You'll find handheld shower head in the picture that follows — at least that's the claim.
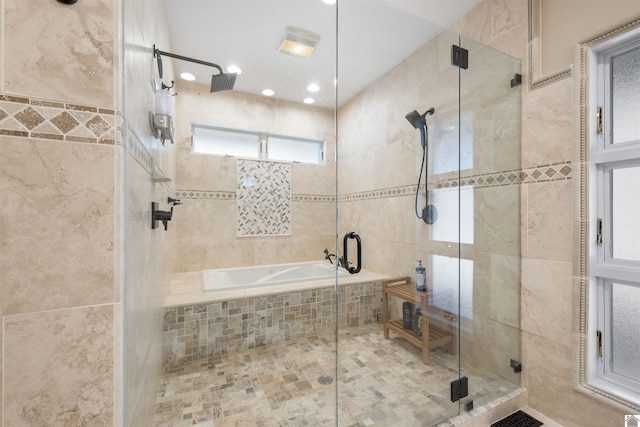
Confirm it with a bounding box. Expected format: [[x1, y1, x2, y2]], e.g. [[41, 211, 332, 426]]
[[407, 106, 438, 225], [405, 110, 424, 129], [405, 108, 435, 129]]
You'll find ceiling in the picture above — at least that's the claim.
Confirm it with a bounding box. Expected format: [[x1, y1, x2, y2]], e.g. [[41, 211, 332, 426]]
[[162, 0, 483, 109]]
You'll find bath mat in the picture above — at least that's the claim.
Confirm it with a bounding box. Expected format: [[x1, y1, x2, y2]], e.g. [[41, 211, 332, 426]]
[[491, 410, 543, 427]]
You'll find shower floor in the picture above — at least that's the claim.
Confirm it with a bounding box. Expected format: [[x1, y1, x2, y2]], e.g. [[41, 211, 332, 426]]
[[154, 324, 517, 427]]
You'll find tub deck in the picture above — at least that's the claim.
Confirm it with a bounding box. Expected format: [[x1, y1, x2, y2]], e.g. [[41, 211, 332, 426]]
[[166, 268, 389, 308]]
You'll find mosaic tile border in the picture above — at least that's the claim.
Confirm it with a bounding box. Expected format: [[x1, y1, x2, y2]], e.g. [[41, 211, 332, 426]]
[[178, 163, 572, 205], [340, 163, 572, 202], [175, 190, 336, 203], [124, 126, 152, 174], [0, 94, 119, 145], [176, 190, 237, 200]]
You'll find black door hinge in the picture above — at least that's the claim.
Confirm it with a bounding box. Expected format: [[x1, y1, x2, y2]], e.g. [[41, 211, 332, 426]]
[[450, 376, 469, 402], [451, 45, 469, 69]]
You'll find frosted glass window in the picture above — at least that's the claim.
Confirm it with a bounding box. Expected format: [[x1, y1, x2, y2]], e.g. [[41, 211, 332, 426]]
[[612, 165, 640, 261], [193, 126, 259, 158], [430, 185, 474, 244], [611, 46, 640, 144], [611, 282, 640, 382], [192, 124, 324, 164], [432, 111, 473, 174], [430, 255, 473, 320], [269, 136, 323, 164]]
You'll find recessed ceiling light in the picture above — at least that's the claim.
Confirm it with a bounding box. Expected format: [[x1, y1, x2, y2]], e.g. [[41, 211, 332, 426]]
[[322, 0, 336, 4], [262, 89, 275, 96], [180, 72, 196, 81], [307, 83, 320, 92], [303, 97, 315, 104], [227, 65, 242, 75]]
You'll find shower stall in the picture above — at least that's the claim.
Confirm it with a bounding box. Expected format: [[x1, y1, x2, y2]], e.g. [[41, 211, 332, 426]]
[[122, 0, 522, 425]]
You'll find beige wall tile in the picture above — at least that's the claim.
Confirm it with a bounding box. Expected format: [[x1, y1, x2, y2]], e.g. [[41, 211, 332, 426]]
[[521, 77, 573, 168], [3, 0, 115, 107], [526, 179, 573, 262], [492, 0, 527, 40], [523, 331, 627, 425], [521, 257, 572, 343], [0, 136, 115, 316], [490, 254, 521, 328], [461, 313, 521, 382], [4, 305, 114, 425], [474, 185, 521, 255], [449, 0, 493, 46]]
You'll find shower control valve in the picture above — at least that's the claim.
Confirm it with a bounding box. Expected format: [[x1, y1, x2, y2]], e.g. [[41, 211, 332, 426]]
[[151, 202, 173, 230], [168, 197, 181, 206]]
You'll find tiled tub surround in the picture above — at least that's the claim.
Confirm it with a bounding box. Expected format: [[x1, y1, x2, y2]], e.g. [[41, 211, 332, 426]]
[[163, 269, 387, 368]]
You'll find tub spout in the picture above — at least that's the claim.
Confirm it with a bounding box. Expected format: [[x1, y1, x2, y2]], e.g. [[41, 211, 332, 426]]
[[323, 248, 336, 265]]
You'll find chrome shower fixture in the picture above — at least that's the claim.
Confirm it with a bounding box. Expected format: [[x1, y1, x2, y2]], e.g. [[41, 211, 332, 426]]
[[153, 45, 237, 93]]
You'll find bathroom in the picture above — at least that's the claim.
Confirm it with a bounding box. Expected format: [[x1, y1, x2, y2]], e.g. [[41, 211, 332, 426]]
[[0, 0, 639, 426]]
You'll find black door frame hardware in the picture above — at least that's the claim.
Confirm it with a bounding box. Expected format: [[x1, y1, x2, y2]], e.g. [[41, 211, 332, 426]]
[[450, 376, 469, 402], [341, 232, 362, 274], [451, 45, 469, 69]]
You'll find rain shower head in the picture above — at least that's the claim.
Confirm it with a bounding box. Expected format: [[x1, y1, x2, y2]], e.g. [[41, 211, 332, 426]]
[[211, 72, 237, 93], [153, 45, 237, 93], [405, 108, 435, 129]]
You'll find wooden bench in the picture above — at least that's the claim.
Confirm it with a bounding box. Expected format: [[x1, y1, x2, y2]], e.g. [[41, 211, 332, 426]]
[[382, 276, 457, 364]]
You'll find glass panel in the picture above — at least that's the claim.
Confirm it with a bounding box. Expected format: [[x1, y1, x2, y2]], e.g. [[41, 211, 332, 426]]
[[612, 46, 640, 144], [269, 136, 322, 164], [611, 282, 640, 381], [337, 2, 462, 424], [192, 126, 259, 158], [612, 165, 640, 261], [459, 34, 522, 409], [154, 1, 338, 425]]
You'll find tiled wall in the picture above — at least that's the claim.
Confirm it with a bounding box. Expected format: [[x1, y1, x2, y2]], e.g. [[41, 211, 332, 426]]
[[336, 19, 523, 386], [173, 83, 336, 272], [122, 0, 176, 425], [163, 281, 382, 368], [0, 0, 119, 425]]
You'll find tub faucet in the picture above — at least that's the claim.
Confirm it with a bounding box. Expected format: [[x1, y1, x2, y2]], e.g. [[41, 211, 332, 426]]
[[323, 248, 336, 265]]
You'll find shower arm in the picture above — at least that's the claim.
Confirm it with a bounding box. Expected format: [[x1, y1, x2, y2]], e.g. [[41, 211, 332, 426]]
[[153, 45, 224, 79]]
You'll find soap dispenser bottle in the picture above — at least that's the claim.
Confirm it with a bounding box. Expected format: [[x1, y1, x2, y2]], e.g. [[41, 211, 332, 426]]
[[415, 260, 427, 292]]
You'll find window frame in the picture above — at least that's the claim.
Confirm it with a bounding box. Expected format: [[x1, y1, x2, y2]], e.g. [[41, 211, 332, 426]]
[[191, 123, 326, 165], [587, 29, 640, 407]]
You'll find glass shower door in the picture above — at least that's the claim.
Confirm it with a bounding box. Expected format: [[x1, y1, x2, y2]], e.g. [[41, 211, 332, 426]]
[[335, 2, 463, 425], [455, 35, 522, 410]]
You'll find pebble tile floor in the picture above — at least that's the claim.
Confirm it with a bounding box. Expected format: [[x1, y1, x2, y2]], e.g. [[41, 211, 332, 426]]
[[154, 325, 518, 427]]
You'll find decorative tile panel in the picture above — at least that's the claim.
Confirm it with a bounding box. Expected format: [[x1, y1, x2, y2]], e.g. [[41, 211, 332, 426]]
[[236, 159, 291, 236], [0, 95, 119, 145]]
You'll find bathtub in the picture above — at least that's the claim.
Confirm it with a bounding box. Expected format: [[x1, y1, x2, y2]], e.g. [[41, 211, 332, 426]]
[[202, 261, 351, 293]]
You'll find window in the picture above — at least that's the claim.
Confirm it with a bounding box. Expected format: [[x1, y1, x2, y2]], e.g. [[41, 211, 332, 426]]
[[191, 123, 325, 165], [588, 30, 640, 406]]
